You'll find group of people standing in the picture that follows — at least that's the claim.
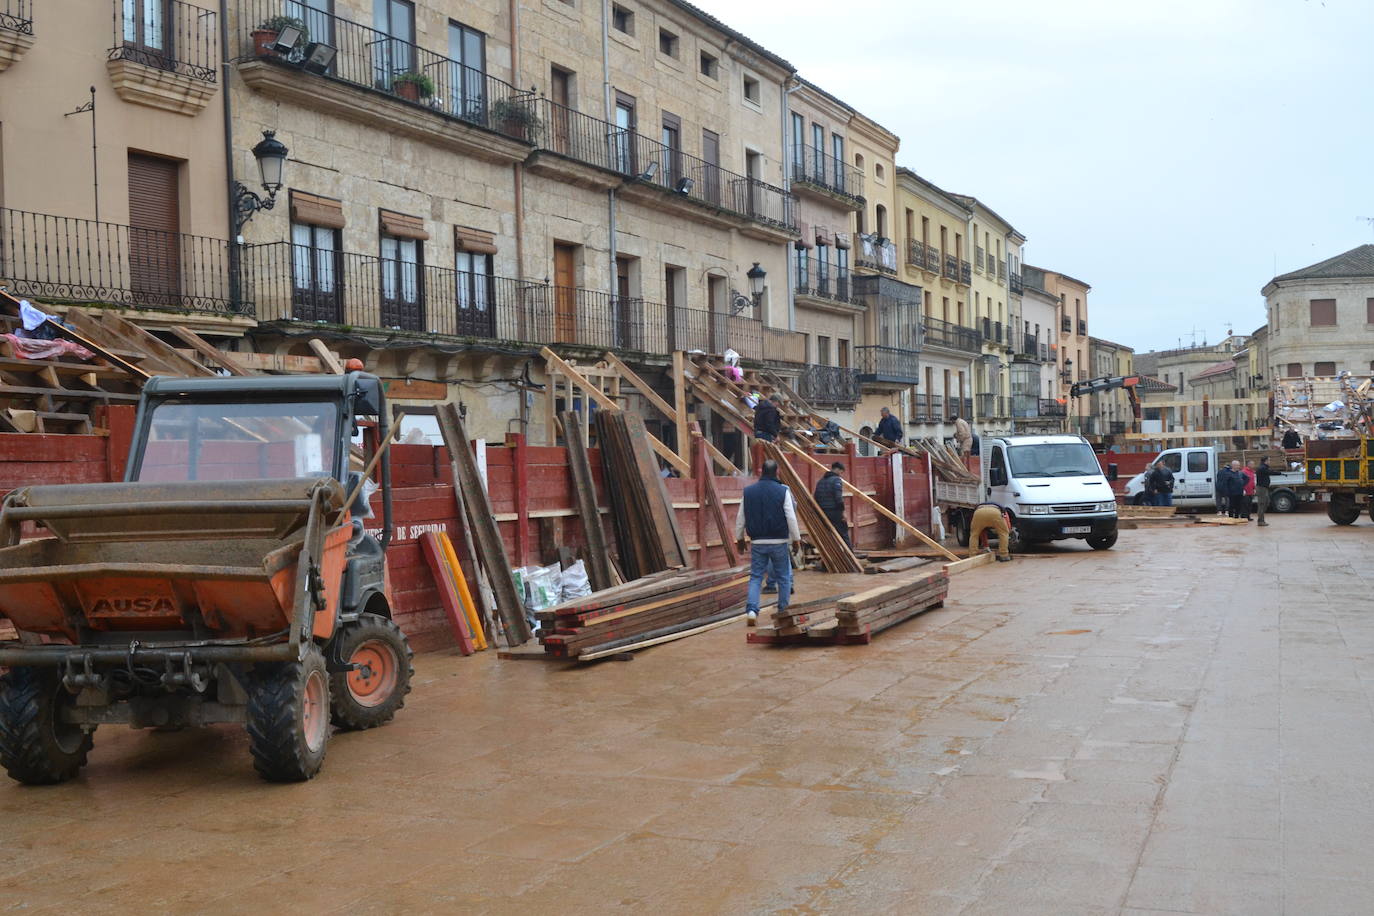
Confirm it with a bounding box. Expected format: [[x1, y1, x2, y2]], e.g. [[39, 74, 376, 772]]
[[1216, 458, 1272, 526]]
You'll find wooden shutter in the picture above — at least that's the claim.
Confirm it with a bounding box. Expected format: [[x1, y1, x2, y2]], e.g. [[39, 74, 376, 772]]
[[379, 209, 429, 240], [127, 153, 181, 306], [1286, 363, 1302, 378], [454, 226, 498, 255], [1309, 298, 1336, 326], [291, 191, 346, 229]]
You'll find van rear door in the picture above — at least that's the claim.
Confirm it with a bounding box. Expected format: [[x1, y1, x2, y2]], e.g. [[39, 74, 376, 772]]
[[1177, 449, 1214, 501]]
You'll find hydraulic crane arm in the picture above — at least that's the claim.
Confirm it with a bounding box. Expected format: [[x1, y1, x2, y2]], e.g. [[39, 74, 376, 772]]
[[1069, 374, 1142, 433]]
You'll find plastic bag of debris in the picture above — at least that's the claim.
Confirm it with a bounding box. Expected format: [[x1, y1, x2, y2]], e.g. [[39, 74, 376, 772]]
[[523, 563, 562, 614], [560, 560, 592, 601]]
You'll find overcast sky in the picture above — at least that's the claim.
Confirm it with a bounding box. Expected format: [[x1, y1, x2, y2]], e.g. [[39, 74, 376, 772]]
[[694, 0, 1374, 353]]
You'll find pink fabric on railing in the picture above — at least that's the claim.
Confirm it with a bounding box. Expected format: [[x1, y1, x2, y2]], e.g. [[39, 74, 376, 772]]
[[3, 333, 94, 362]]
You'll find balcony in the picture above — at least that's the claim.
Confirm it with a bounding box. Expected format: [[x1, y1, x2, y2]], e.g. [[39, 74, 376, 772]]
[[1061, 315, 1072, 333], [1077, 319, 1087, 336], [976, 393, 1010, 420], [1107, 420, 1127, 435], [1038, 399, 1067, 417], [943, 254, 959, 280], [961, 260, 972, 285], [906, 240, 940, 273], [913, 394, 942, 422], [975, 247, 985, 272], [948, 396, 973, 421], [797, 364, 862, 406], [794, 258, 862, 309], [997, 261, 1006, 281], [0, 0, 33, 72], [855, 345, 920, 386], [922, 316, 981, 354], [763, 327, 807, 364], [235, 0, 536, 163], [856, 235, 897, 274], [1009, 272, 1023, 295], [0, 207, 238, 315], [243, 240, 772, 359], [787, 147, 864, 209], [1015, 333, 1043, 360], [107, 0, 219, 114], [980, 317, 1007, 346]]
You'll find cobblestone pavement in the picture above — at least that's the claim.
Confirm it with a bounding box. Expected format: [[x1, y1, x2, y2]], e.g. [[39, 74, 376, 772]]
[[2, 512, 1372, 914]]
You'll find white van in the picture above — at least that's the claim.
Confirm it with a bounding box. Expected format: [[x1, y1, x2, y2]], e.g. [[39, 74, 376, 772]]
[[974, 434, 1119, 550], [1123, 446, 1307, 512]]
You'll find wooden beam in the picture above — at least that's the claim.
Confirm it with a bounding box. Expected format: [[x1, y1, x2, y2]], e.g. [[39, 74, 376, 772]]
[[695, 435, 738, 566], [781, 440, 960, 562], [309, 338, 345, 374], [559, 412, 615, 591], [169, 326, 253, 376], [944, 552, 995, 575], [1124, 428, 1272, 441], [602, 351, 677, 421], [673, 350, 690, 469]]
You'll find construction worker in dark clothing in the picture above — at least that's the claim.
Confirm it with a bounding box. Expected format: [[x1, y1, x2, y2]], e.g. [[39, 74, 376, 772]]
[[813, 461, 850, 547], [1255, 457, 1272, 527], [753, 393, 782, 442], [875, 407, 903, 444], [970, 502, 1014, 562], [734, 459, 801, 625]]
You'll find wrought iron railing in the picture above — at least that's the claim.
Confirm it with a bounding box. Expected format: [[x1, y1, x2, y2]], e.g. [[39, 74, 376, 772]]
[[922, 316, 980, 353], [914, 394, 943, 422], [237, 0, 536, 141], [2, 0, 33, 34], [1108, 420, 1127, 434], [856, 236, 897, 273], [975, 247, 985, 272], [1061, 315, 1072, 333], [1010, 272, 1023, 294], [960, 260, 972, 284], [0, 208, 237, 314], [797, 364, 862, 405], [943, 254, 958, 279], [855, 345, 919, 383], [997, 261, 1006, 281], [1017, 333, 1041, 358], [948, 396, 973, 421], [243, 241, 769, 357], [1077, 319, 1087, 336], [111, 0, 219, 82], [787, 147, 864, 202], [794, 257, 859, 304], [906, 240, 940, 272]]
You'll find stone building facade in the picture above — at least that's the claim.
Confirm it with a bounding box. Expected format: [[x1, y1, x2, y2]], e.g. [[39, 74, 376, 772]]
[[1262, 244, 1374, 381], [1025, 265, 1091, 434]]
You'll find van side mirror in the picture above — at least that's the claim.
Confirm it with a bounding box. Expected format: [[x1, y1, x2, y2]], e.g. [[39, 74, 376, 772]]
[[989, 467, 1008, 487], [1107, 463, 1119, 482]]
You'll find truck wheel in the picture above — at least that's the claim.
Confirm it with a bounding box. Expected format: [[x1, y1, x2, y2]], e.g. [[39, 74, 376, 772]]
[[1270, 490, 1296, 514], [952, 511, 971, 548], [0, 667, 94, 785], [1131, 492, 1149, 506], [1328, 496, 1360, 526], [246, 644, 330, 782], [1087, 532, 1118, 550], [329, 614, 413, 731]]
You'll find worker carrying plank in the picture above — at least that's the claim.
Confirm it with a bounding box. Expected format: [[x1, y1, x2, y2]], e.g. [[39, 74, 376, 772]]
[[874, 406, 903, 445], [970, 502, 1014, 562], [753, 393, 783, 442], [734, 459, 801, 626], [813, 461, 852, 548]]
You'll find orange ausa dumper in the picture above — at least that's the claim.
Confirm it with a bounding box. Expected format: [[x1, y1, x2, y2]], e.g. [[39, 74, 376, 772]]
[[0, 373, 413, 783]]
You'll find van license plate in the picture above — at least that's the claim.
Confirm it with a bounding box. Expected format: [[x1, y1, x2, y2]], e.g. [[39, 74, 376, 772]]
[[1063, 525, 1092, 534]]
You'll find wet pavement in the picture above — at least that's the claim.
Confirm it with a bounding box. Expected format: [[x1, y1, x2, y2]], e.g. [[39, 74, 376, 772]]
[[3, 511, 1373, 914]]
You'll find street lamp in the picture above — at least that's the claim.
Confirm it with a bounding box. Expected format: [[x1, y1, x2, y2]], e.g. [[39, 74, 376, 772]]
[[1060, 356, 1074, 384], [233, 130, 290, 236], [747, 262, 767, 306]]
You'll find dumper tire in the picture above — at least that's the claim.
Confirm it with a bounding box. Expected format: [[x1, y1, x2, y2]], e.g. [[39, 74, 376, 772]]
[[0, 667, 94, 785], [246, 645, 330, 782], [328, 614, 413, 731], [1328, 496, 1360, 526]]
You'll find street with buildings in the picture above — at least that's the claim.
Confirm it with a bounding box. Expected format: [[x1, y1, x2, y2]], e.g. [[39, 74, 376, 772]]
[[2, 1, 1374, 913]]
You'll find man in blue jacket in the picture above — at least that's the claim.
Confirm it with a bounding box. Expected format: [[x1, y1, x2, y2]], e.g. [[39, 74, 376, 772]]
[[813, 461, 850, 547], [875, 407, 903, 445], [734, 459, 801, 625]]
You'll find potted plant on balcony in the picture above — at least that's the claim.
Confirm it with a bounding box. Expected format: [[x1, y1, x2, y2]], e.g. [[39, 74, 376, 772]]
[[391, 71, 435, 103], [490, 97, 542, 141], [252, 16, 308, 57]]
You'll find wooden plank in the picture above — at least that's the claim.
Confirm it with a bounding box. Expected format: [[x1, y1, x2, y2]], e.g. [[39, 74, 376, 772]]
[[72, 308, 209, 378], [309, 338, 345, 374], [602, 351, 678, 425], [621, 411, 689, 568], [575, 610, 745, 661], [672, 350, 690, 470], [1124, 428, 1273, 441], [438, 532, 488, 650], [695, 435, 738, 566], [559, 411, 614, 592], [436, 403, 532, 646], [168, 326, 253, 376], [944, 552, 996, 575], [419, 532, 477, 655], [224, 351, 328, 373], [781, 440, 959, 562], [384, 378, 448, 400]]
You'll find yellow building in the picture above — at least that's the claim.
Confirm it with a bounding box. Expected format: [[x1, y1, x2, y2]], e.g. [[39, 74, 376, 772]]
[[953, 195, 1018, 435]]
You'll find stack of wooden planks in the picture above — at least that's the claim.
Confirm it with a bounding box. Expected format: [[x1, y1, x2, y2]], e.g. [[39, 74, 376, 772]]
[[834, 569, 949, 644], [538, 565, 748, 659], [594, 410, 689, 579], [908, 437, 979, 484], [761, 441, 864, 573], [767, 594, 851, 637]]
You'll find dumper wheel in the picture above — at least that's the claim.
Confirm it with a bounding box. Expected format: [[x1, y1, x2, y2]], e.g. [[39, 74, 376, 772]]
[[1328, 495, 1360, 526], [0, 667, 94, 785], [329, 614, 413, 731], [246, 645, 330, 782]]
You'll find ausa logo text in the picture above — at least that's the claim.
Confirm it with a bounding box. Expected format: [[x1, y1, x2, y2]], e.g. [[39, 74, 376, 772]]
[[89, 597, 178, 614]]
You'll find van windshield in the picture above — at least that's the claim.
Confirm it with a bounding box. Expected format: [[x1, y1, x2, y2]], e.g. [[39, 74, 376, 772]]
[[1007, 442, 1102, 478]]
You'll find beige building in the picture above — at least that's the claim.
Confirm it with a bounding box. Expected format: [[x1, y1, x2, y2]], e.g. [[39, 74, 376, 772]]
[[1025, 265, 1091, 434], [1013, 278, 1062, 432], [1087, 336, 1134, 442], [0, 0, 235, 330], [894, 168, 976, 444], [1262, 244, 1374, 381], [952, 195, 1016, 435]]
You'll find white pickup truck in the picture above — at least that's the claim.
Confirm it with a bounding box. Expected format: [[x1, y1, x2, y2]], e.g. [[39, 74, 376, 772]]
[[1123, 446, 1307, 512]]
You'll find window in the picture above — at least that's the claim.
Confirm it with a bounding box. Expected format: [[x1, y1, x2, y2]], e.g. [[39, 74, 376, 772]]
[[123, 0, 168, 61], [291, 221, 341, 323], [611, 4, 632, 34], [875, 163, 885, 181], [794, 247, 808, 290], [455, 250, 493, 322], [373, 0, 416, 86], [1367, 298, 1374, 324], [660, 111, 681, 184], [1286, 362, 1302, 378], [657, 28, 678, 58], [817, 335, 831, 365], [811, 123, 825, 184], [699, 50, 717, 78], [613, 93, 636, 172], [790, 113, 804, 170], [816, 243, 830, 294], [378, 213, 425, 330], [1186, 451, 1208, 473], [831, 133, 845, 191], [854, 153, 865, 172], [1315, 361, 1336, 376], [742, 74, 760, 103], [836, 247, 850, 296], [1309, 298, 1336, 326], [448, 21, 486, 119], [838, 339, 849, 368], [874, 205, 887, 238]]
